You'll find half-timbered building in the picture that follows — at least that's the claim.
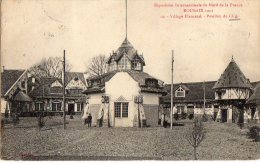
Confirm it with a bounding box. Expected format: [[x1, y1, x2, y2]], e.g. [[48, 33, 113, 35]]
[[30, 72, 87, 115]]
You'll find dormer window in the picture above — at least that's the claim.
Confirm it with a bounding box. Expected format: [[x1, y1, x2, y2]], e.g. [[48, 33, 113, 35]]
[[175, 86, 185, 97], [146, 79, 158, 88], [109, 59, 117, 71], [132, 58, 141, 71], [50, 80, 63, 94], [92, 79, 101, 87], [51, 80, 63, 87]]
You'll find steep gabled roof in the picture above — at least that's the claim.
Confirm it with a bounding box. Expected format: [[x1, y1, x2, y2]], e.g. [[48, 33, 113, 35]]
[[107, 38, 145, 65], [65, 72, 87, 86], [162, 81, 216, 103], [213, 58, 253, 89], [1, 69, 26, 96]]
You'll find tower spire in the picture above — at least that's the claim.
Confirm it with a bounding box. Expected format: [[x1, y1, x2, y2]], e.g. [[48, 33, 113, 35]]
[[125, 0, 128, 39]]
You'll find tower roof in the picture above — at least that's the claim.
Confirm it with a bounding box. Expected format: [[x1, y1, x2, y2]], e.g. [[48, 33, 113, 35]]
[[213, 58, 253, 89], [107, 38, 145, 65]]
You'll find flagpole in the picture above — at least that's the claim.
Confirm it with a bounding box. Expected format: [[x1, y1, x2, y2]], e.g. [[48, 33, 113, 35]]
[[63, 50, 66, 130], [171, 50, 174, 130], [203, 80, 206, 114]]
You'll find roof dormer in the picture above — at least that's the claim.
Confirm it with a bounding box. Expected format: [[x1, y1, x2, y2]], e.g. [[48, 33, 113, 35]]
[[175, 85, 189, 97]]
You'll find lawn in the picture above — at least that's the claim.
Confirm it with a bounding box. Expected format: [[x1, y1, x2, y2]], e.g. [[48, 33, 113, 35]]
[[0, 115, 259, 160]]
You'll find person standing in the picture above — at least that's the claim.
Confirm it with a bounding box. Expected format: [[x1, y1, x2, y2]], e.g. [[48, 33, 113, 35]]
[[87, 113, 92, 127]]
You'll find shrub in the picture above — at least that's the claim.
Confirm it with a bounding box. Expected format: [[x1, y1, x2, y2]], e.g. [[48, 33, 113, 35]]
[[12, 113, 19, 126], [188, 114, 194, 120], [185, 118, 206, 160], [247, 126, 260, 142], [37, 112, 45, 130], [202, 113, 208, 122], [181, 112, 187, 119], [174, 113, 179, 120]]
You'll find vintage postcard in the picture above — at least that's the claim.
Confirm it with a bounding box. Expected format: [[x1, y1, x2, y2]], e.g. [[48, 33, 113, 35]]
[[0, 0, 259, 161]]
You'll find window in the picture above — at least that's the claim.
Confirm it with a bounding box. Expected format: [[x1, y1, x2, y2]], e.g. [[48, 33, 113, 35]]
[[35, 102, 44, 111], [132, 59, 141, 70], [114, 102, 128, 118], [69, 89, 83, 94], [52, 102, 61, 111], [175, 87, 185, 97], [122, 103, 128, 117], [77, 103, 83, 112], [21, 81, 26, 88], [187, 105, 194, 108], [147, 79, 158, 87], [92, 80, 100, 87], [177, 105, 185, 114], [118, 55, 130, 70]]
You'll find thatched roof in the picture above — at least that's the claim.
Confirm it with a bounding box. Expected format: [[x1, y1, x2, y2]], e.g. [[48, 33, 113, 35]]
[[213, 58, 253, 89], [1, 69, 26, 96], [107, 38, 145, 65]]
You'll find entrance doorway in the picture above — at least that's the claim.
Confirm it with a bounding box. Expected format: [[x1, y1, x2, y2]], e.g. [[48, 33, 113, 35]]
[[68, 104, 75, 115], [221, 109, 227, 122]]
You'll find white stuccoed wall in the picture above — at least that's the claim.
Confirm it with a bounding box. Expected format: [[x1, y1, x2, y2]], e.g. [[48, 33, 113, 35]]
[[141, 93, 160, 105], [106, 72, 139, 127], [89, 94, 102, 104], [1, 98, 7, 114]]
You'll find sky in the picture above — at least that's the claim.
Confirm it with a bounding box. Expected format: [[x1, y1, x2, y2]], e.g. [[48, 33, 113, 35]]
[[1, 0, 260, 84]]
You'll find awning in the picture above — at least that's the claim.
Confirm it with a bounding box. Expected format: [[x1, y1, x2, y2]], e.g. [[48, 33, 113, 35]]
[[13, 91, 32, 102]]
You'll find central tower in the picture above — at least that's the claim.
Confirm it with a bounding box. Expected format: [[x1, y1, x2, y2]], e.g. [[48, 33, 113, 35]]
[[106, 0, 145, 72]]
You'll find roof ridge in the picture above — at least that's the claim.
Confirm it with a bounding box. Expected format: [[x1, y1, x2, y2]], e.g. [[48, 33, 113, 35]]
[[165, 81, 217, 85]]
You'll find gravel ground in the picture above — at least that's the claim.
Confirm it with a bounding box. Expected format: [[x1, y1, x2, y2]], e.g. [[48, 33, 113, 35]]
[[1, 116, 259, 160]]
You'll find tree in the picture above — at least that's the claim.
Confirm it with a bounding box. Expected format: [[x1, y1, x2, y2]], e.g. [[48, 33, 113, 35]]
[[29, 56, 71, 79], [85, 54, 108, 77], [185, 118, 206, 160]]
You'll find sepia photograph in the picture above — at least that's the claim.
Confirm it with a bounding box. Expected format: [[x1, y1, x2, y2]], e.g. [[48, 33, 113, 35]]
[[0, 0, 260, 161]]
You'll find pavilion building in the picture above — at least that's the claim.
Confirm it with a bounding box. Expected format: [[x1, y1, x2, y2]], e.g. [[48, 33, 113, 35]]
[[83, 38, 165, 127], [213, 57, 253, 123]]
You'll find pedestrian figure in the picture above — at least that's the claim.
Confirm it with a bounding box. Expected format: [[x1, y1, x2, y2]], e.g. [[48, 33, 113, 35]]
[[87, 113, 92, 127]]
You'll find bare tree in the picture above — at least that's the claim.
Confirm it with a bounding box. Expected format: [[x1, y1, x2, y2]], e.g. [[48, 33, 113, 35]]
[[85, 54, 108, 77], [185, 118, 206, 160], [29, 57, 71, 79]]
